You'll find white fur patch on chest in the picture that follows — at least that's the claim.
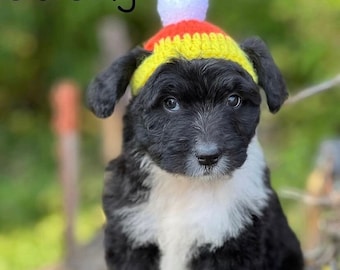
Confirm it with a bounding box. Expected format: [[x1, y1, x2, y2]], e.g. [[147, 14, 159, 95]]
[[116, 137, 270, 270]]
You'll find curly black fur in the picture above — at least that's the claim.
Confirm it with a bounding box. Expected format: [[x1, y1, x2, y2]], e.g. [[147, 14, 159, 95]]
[[87, 37, 304, 270]]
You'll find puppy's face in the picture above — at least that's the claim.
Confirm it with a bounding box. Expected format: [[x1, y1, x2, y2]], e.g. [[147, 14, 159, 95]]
[[131, 59, 261, 177], [87, 37, 288, 178]]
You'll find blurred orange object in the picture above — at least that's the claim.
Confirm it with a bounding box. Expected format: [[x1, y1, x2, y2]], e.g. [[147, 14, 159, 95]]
[[51, 80, 80, 135]]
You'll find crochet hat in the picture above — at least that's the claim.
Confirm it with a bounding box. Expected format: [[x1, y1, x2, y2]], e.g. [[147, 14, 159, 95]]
[[130, 0, 258, 95]]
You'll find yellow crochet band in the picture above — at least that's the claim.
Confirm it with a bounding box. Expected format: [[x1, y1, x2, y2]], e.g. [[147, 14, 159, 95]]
[[131, 33, 258, 95]]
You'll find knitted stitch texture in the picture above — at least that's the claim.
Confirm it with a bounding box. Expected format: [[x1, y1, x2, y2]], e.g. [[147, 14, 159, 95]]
[[131, 20, 257, 94]]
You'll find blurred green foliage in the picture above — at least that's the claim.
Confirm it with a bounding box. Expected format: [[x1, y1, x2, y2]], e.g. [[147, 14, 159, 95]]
[[1, 0, 339, 115], [0, 0, 339, 270]]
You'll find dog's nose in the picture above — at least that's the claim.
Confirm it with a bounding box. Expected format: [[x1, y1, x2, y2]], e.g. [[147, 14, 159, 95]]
[[195, 143, 220, 166]]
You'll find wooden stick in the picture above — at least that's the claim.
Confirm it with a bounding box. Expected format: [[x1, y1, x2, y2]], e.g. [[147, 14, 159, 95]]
[[97, 17, 131, 163], [51, 80, 80, 260], [280, 188, 340, 207], [286, 74, 340, 105]]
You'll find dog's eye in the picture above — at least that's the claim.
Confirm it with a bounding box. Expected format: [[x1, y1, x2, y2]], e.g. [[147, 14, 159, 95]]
[[227, 94, 242, 108], [163, 97, 180, 112]]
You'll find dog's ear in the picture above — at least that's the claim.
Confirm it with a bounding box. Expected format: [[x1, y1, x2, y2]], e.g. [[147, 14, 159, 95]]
[[87, 47, 150, 118], [241, 37, 288, 113]]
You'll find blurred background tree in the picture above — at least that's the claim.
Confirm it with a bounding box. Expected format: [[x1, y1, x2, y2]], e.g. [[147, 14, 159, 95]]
[[0, 0, 339, 269]]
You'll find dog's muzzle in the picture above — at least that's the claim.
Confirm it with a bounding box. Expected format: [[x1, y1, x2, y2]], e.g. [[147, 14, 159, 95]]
[[195, 142, 220, 166]]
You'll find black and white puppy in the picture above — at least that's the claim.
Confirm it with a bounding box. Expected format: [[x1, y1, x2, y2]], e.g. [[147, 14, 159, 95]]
[[87, 37, 304, 270]]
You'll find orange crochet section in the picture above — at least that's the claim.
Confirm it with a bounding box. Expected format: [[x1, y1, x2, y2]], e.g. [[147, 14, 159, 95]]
[[144, 20, 225, 51]]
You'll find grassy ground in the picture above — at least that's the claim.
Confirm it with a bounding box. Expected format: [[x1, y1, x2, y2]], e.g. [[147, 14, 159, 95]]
[[0, 111, 104, 270]]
